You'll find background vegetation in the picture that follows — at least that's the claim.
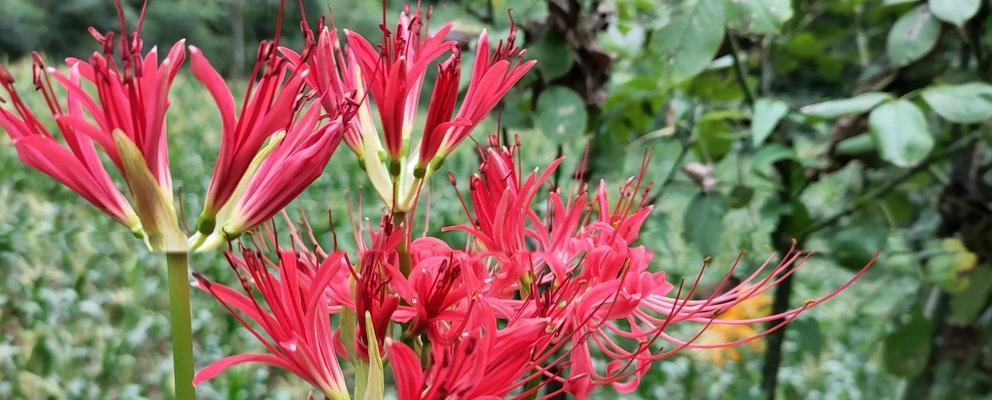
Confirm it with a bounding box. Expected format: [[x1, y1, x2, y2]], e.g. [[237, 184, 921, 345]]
[[1, 0, 991, 399]]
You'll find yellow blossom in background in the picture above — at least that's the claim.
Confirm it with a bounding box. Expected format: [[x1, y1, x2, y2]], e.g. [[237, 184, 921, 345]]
[[694, 289, 773, 366]]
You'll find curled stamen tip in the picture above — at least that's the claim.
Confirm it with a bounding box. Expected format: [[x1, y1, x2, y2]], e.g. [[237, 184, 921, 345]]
[[804, 299, 816, 306], [703, 256, 712, 264]]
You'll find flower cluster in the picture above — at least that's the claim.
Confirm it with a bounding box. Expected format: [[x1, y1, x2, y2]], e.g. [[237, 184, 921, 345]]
[[0, 1, 873, 398], [0, 0, 352, 253], [282, 4, 534, 212], [196, 133, 871, 399]]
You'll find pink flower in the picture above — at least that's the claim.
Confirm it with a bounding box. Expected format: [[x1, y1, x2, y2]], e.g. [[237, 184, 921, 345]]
[[0, 62, 138, 228], [385, 313, 552, 400], [432, 23, 535, 163], [193, 246, 351, 400], [0, 0, 187, 249], [190, 40, 309, 225], [289, 6, 535, 212], [344, 5, 455, 162], [220, 102, 350, 236]]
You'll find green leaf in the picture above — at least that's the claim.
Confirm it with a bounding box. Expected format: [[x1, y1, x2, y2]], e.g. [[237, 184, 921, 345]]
[[929, 0, 980, 27], [727, 185, 754, 209], [792, 318, 824, 359], [868, 100, 934, 167], [650, 0, 726, 86], [924, 238, 978, 294], [535, 86, 587, 139], [693, 120, 734, 162], [682, 192, 727, 256], [831, 225, 886, 271], [883, 312, 932, 378], [887, 5, 942, 66], [835, 134, 876, 155], [751, 98, 789, 146], [949, 265, 992, 326], [725, 0, 794, 34], [750, 143, 797, 172], [921, 82, 992, 123], [800, 92, 893, 118], [531, 29, 574, 79]]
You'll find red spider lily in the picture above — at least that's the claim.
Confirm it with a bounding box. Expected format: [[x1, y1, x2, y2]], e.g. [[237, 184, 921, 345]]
[[430, 23, 535, 164], [194, 5, 874, 398], [0, 0, 186, 249], [0, 63, 138, 228], [281, 18, 368, 158], [191, 40, 309, 226], [451, 140, 875, 398], [192, 246, 351, 400], [350, 217, 404, 359], [219, 102, 351, 237], [287, 5, 534, 212], [385, 311, 552, 400], [344, 4, 455, 162]]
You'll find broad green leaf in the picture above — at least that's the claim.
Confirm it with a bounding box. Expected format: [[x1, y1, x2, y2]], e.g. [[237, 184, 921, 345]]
[[650, 0, 726, 86], [531, 29, 574, 79], [682, 192, 726, 256], [727, 185, 754, 209], [751, 98, 789, 146], [800, 92, 893, 118], [868, 100, 934, 167], [750, 143, 797, 172], [883, 312, 932, 378], [792, 318, 824, 359], [831, 225, 886, 271], [921, 82, 992, 123], [887, 5, 941, 66], [929, 0, 980, 27], [693, 116, 735, 162], [835, 134, 876, 155], [949, 265, 992, 326], [536, 86, 587, 139], [725, 0, 794, 34]]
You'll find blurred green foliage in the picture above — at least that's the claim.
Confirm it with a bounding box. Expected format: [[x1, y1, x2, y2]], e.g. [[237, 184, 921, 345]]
[[2, 0, 992, 399]]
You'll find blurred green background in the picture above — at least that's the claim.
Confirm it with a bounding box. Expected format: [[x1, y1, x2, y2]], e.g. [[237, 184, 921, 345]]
[[2, 0, 991, 399]]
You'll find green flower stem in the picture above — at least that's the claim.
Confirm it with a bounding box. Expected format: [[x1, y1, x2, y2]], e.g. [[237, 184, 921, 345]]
[[166, 252, 196, 400], [393, 211, 411, 276]]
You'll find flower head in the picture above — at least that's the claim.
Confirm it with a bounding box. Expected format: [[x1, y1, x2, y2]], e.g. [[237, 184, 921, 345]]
[[292, 5, 535, 212], [193, 246, 351, 400], [0, 0, 187, 251]]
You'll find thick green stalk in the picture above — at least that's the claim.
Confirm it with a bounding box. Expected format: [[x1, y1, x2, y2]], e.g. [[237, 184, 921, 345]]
[[166, 252, 196, 400]]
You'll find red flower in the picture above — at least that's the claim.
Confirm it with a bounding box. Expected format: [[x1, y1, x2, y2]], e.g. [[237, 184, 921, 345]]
[[0, 62, 138, 228], [432, 24, 535, 163], [291, 5, 535, 212], [220, 102, 350, 236], [190, 40, 309, 225], [344, 5, 455, 162], [386, 312, 552, 400], [0, 0, 187, 249], [193, 246, 351, 400]]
